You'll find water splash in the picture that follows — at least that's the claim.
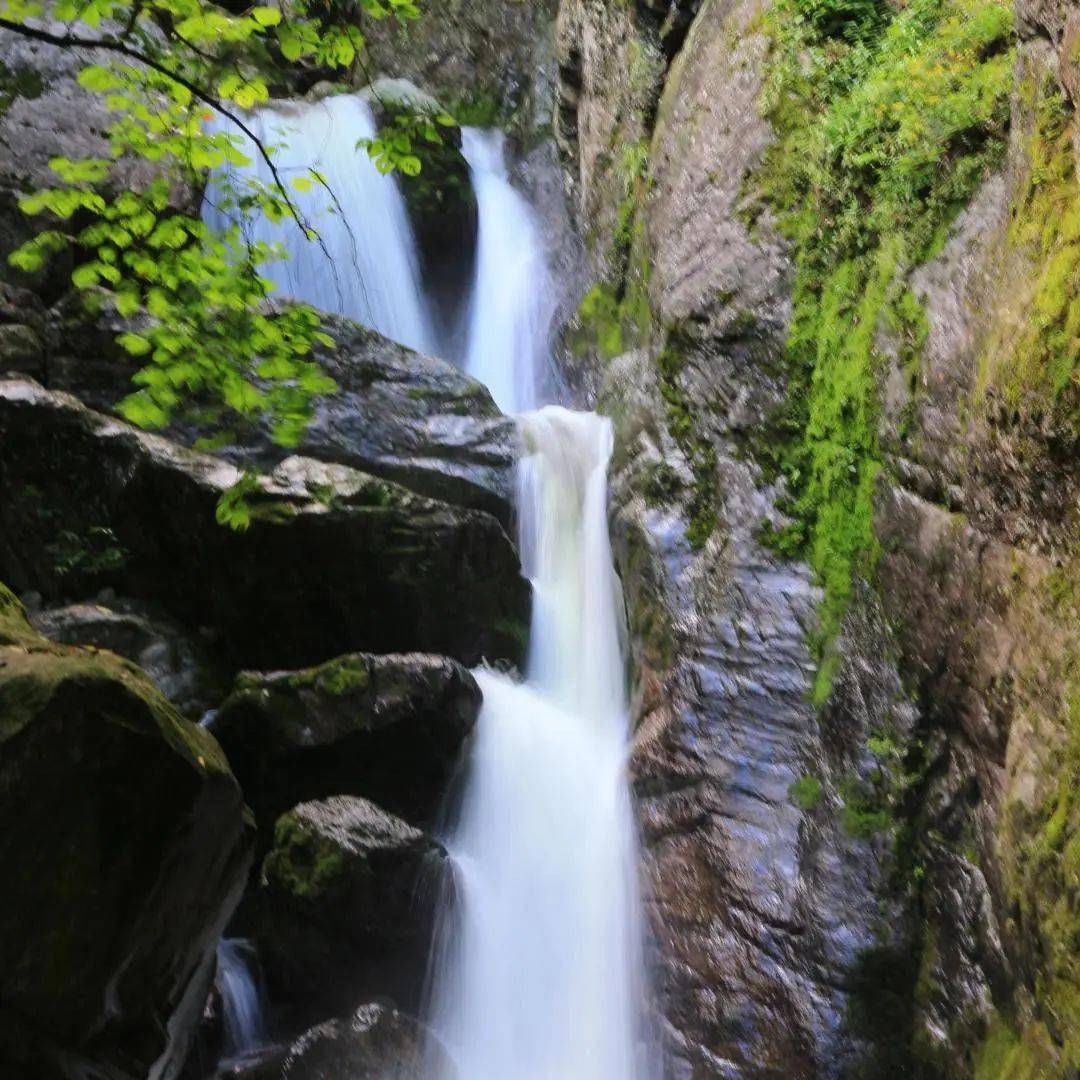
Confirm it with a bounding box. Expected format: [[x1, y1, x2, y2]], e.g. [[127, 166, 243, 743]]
[[216, 938, 269, 1063], [203, 94, 437, 356], [426, 409, 657, 1080], [459, 129, 555, 415]]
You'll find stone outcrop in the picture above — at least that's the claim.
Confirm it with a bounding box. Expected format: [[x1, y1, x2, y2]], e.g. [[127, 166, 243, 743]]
[[246, 797, 445, 1028], [558, 0, 895, 1072], [228, 1003, 449, 1079], [0, 585, 253, 1080], [0, 377, 529, 672], [30, 596, 226, 717], [362, 0, 557, 138], [212, 651, 480, 833]]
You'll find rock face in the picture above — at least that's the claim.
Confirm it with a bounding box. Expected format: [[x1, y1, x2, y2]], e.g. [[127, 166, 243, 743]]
[[559, 0, 893, 1073], [30, 597, 226, 717], [231, 1003, 450, 1080], [362, 0, 557, 134], [213, 651, 480, 833], [0, 301, 520, 528], [236, 316, 519, 527], [0, 26, 192, 293], [0, 377, 529, 671], [250, 797, 445, 1027], [0, 585, 253, 1080], [560, 0, 1079, 1073]]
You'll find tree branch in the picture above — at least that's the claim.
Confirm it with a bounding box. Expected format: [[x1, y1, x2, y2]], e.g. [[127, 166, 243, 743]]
[[0, 15, 307, 228]]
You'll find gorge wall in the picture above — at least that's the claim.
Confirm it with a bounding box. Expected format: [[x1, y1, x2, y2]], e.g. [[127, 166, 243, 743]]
[[0, 0, 1077, 1076]]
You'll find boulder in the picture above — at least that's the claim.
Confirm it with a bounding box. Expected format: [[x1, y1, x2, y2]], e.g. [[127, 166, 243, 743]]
[[0, 24, 194, 294], [237, 317, 517, 527], [213, 651, 479, 833], [31, 597, 227, 717], [5, 308, 520, 527], [0, 583, 253, 1079], [250, 797, 445, 1025], [0, 377, 529, 671], [225, 1003, 451, 1080]]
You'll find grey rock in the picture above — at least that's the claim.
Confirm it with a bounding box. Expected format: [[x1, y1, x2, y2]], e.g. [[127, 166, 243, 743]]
[[225, 1003, 451, 1080], [31, 598, 226, 717], [0, 376, 530, 672], [0, 609, 253, 1080], [213, 651, 480, 833], [250, 797, 446, 1029]]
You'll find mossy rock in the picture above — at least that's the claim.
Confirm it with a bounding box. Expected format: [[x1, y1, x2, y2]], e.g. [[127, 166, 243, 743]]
[[252, 796, 443, 1026], [214, 651, 481, 839], [0, 629, 253, 1078]]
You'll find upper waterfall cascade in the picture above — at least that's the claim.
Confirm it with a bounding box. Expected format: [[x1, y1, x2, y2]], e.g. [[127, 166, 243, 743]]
[[459, 127, 554, 415], [203, 94, 437, 356]]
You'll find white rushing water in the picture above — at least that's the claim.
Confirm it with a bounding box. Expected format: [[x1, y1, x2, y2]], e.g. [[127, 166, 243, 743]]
[[216, 938, 269, 1063], [425, 416, 655, 1077], [459, 128, 554, 415], [203, 94, 436, 355], [204, 99, 653, 1076]]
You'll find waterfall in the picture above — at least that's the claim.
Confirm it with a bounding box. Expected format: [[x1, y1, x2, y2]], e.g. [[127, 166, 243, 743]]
[[426, 393, 655, 1071], [202, 94, 437, 356], [216, 938, 269, 1063], [459, 128, 554, 415]]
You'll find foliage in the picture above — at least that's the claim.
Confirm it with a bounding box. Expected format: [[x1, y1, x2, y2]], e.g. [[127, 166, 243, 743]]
[[978, 77, 1080, 418], [788, 774, 823, 810], [358, 106, 455, 177], [1, 0, 421, 521], [46, 525, 127, 577], [753, 0, 1013, 699]]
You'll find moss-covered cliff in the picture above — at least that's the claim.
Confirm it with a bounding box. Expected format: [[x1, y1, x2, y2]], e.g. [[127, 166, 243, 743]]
[[558, 0, 1078, 1072]]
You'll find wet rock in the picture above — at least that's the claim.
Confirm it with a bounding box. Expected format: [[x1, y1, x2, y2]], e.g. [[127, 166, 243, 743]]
[[363, 79, 479, 342], [249, 797, 445, 1027], [0, 377, 529, 671], [28, 307, 520, 527], [361, 0, 557, 140], [0, 585, 253, 1080], [645, 0, 789, 350], [0, 25, 194, 294], [31, 597, 226, 717], [213, 651, 480, 832], [226, 1002, 449, 1080], [250, 316, 518, 527]]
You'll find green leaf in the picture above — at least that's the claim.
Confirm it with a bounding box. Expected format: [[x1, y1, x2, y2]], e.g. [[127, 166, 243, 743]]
[[117, 331, 152, 356], [250, 6, 281, 25]]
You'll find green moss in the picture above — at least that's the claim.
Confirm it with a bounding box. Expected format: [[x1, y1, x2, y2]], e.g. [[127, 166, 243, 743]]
[[750, 0, 1014, 701], [973, 1018, 1057, 1079], [264, 810, 346, 901], [656, 340, 720, 550], [840, 774, 892, 838], [978, 77, 1080, 418], [788, 774, 823, 810], [0, 583, 42, 648], [0, 61, 44, 117], [642, 461, 683, 507], [314, 655, 371, 697]]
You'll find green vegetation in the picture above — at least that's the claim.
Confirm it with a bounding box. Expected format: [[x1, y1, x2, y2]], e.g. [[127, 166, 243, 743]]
[[788, 774, 823, 810], [265, 810, 346, 901], [657, 341, 719, 550], [973, 1018, 1056, 1079], [1, 0, 424, 528], [46, 525, 127, 578], [978, 75, 1080, 417], [0, 58, 43, 116], [752, 0, 1014, 700], [999, 556, 1080, 1072]]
